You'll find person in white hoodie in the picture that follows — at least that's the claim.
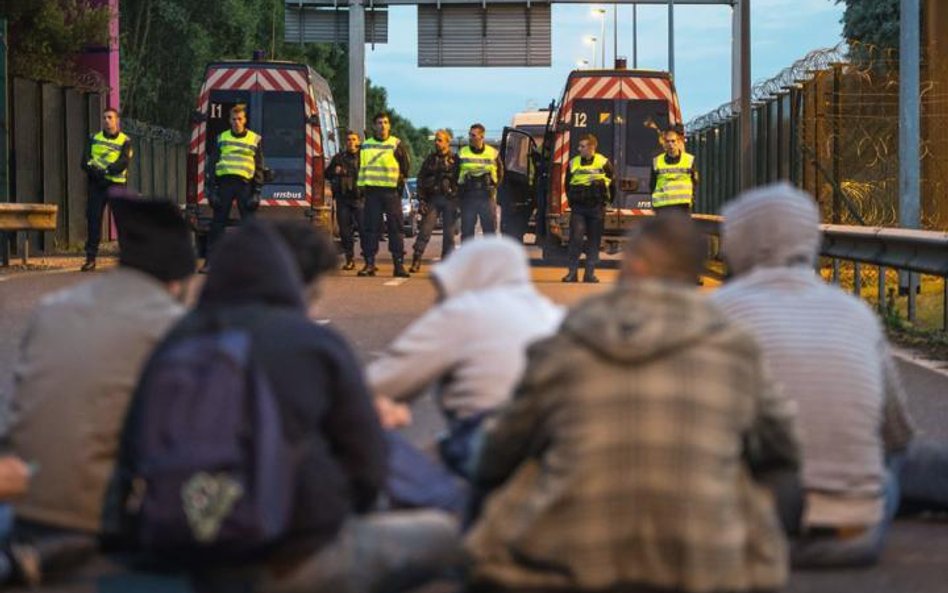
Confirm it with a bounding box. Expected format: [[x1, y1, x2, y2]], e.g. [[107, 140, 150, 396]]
[[368, 237, 564, 510]]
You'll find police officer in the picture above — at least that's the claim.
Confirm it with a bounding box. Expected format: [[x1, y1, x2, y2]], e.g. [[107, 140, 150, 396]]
[[80, 108, 132, 272], [457, 123, 503, 241], [650, 126, 698, 215], [206, 104, 264, 265], [563, 133, 614, 283], [357, 112, 411, 278], [326, 130, 363, 270], [410, 129, 459, 273]]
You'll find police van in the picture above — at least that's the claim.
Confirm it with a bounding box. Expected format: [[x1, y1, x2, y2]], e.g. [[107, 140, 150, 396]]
[[185, 55, 340, 251], [499, 64, 683, 259]]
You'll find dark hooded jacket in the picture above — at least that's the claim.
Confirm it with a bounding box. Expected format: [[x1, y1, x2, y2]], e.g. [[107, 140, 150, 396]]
[[103, 221, 386, 563]]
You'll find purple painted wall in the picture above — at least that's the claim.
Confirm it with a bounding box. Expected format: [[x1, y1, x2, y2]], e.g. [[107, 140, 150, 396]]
[[75, 0, 120, 110]]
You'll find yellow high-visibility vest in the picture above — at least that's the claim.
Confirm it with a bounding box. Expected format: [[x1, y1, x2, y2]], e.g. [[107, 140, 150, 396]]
[[569, 153, 609, 186], [216, 129, 261, 180], [652, 152, 695, 208], [358, 136, 401, 188], [458, 145, 498, 185], [87, 131, 130, 184]]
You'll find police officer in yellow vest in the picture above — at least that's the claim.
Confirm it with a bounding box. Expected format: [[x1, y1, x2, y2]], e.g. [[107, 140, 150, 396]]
[[357, 112, 411, 278], [650, 126, 698, 215], [206, 104, 265, 264], [80, 108, 132, 272], [563, 133, 614, 283], [457, 123, 504, 241]]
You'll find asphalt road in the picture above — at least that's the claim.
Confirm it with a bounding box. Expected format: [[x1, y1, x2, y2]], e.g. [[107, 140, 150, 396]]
[[1, 239, 947, 592]]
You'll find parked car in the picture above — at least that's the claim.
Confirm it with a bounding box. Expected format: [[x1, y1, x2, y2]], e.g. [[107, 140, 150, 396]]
[[402, 178, 419, 237]]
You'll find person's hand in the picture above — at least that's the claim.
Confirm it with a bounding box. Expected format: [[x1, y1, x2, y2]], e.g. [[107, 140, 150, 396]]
[[375, 396, 412, 430], [207, 186, 221, 209], [0, 456, 31, 500], [334, 165, 343, 175]]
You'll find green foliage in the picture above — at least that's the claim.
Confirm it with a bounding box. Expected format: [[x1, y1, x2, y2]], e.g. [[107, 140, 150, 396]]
[[367, 82, 433, 176], [836, 0, 900, 50], [1, 0, 110, 85]]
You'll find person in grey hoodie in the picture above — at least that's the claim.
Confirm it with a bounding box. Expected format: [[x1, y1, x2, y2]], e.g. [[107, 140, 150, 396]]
[[712, 182, 948, 568], [367, 237, 564, 509]]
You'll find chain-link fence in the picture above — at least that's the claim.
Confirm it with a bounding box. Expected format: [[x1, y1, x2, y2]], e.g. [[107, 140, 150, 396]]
[[686, 41, 948, 232]]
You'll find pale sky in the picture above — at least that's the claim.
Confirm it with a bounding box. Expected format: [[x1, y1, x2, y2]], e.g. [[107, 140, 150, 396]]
[[364, 0, 845, 135]]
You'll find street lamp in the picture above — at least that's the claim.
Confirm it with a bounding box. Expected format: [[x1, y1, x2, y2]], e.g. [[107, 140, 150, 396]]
[[592, 7, 607, 68], [584, 36, 598, 68]]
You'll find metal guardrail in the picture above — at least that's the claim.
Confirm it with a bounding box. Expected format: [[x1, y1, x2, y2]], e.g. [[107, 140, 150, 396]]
[[695, 214, 948, 331], [0, 204, 59, 266]]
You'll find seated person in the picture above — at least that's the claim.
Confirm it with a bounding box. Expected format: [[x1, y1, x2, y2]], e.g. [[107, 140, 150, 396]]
[[367, 237, 563, 512], [466, 213, 799, 593]]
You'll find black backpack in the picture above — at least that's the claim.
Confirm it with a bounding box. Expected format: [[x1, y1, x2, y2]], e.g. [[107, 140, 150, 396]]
[[122, 328, 294, 561]]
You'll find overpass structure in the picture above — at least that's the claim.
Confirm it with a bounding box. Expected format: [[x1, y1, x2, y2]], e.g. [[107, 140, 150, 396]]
[[284, 0, 751, 188]]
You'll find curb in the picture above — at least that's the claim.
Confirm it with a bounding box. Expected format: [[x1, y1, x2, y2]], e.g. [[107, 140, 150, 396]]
[[891, 346, 948, 379]]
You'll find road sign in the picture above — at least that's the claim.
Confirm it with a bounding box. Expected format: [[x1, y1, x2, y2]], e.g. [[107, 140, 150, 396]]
[[285, 4, 389, 44], [418, 3, 551, 67]]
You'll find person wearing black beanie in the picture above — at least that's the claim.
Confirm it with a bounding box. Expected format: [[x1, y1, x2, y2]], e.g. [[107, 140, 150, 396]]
[[3, 197, 194, 581], [110, 197, 196, 287]]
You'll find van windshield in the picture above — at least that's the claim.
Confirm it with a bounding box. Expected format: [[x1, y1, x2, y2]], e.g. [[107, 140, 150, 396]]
[[263, 92, 305, 159]]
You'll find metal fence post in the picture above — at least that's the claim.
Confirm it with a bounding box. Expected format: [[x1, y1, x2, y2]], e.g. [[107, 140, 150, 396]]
[[832, 63, 842, 224], [878, 266, 887, 314]]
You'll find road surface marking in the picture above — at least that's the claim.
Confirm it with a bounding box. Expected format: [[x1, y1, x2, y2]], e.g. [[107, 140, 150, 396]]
[[383, 278, 409, 287]]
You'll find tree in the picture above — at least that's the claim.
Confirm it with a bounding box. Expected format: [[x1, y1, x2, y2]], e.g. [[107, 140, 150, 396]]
[[119, 0, 431, 167], [836, 0, 900, 50], [366, 82, 433, 175], [1, 0, 110, 86]]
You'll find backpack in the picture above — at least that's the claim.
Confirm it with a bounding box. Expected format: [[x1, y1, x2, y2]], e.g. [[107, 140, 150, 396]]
[[123, 327, 294, 561]]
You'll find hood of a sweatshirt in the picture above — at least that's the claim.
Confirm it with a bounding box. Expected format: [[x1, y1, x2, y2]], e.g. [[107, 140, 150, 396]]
[[199, 220, 305, 310], [431, 236, 532, 299], [562, 279, 728, 363], [721, 182, 822, 276]]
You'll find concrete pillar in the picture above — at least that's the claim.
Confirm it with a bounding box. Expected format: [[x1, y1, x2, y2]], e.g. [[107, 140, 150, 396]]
[[349, 0, 366, 138], [900, 0, 921, 230]]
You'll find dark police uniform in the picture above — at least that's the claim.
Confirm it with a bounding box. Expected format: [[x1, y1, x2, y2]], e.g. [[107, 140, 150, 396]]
[[81, 130, 132, 269], [564, 152, 615, 283], [207, 128, 265, 255], [411, 149, 459, 271], [326, 148, 363, 268], [357, 135, 411, 277]]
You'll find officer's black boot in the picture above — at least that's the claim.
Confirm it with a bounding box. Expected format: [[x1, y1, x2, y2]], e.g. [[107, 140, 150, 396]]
[[409, 255, 422, 273], [393, 258, 411, 278], [583, 264, 600, 284], [357, 261, 377, 277], [561, 268, 578, 283], [80, 258, 96, 272], [342, 255, 356, 271]]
